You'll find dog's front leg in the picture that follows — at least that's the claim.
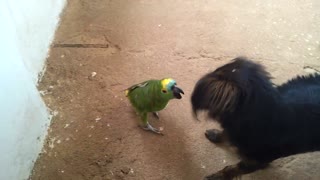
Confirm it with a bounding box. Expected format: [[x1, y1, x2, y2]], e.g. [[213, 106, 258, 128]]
[[204, 160, 269, 180]]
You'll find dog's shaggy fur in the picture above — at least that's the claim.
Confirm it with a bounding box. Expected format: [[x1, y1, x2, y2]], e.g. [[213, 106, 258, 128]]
[[191, 57, 320, 180]]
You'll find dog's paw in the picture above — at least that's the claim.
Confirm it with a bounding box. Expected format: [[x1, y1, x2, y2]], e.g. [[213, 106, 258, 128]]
[[205, 129, 223, 143], [204, 173, 227, 180]]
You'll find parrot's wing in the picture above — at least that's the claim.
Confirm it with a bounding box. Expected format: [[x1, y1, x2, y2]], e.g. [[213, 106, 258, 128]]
[[127, 81, 149, 91], [125, 81, 149, 96]]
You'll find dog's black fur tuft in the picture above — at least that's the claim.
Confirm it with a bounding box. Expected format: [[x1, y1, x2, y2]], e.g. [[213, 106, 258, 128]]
[[191, 57, 320, 179]]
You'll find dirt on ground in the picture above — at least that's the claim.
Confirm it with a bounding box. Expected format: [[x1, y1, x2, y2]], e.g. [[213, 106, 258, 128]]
[[31, 0, 320, 180]]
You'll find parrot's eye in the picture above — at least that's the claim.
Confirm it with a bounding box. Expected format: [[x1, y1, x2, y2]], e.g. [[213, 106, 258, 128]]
[[162, 89, 167, 93]]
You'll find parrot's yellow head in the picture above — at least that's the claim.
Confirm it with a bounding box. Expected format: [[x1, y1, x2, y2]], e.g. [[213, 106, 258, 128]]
[[160, 78, 184, 99]]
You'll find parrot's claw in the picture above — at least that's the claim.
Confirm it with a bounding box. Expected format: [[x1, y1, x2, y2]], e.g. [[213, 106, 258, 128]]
[[142, 123, 163, 135], [152, 112, 160, 119]]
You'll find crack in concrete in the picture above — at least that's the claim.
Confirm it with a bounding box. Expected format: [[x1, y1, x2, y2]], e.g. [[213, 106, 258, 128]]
[[53, 43, 109, 48], [303, 66, 320, 73]]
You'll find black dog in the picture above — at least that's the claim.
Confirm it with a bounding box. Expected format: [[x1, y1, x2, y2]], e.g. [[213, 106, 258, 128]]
[[191, 57, 320, 179]]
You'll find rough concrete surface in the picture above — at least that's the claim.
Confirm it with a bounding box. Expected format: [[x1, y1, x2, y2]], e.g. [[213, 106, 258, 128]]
[[31, 0, 320, 180]]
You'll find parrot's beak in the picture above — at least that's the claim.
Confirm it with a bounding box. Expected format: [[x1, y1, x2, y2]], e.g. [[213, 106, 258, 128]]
[[173, 86, 184, 99]]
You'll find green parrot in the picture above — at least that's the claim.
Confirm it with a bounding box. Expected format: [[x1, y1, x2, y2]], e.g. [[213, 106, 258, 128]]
[[125, 78, 184, 134]]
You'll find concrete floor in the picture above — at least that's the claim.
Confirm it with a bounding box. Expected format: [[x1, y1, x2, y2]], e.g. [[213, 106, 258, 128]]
[[31, 0, 320, 179]]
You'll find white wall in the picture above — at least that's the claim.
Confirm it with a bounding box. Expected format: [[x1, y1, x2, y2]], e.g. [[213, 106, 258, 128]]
[[0, 0, 66, 179]]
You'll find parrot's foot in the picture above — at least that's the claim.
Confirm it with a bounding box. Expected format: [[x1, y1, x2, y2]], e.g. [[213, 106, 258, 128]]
[[141, 123, 163, 135], [152, 112, 160, 119]]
